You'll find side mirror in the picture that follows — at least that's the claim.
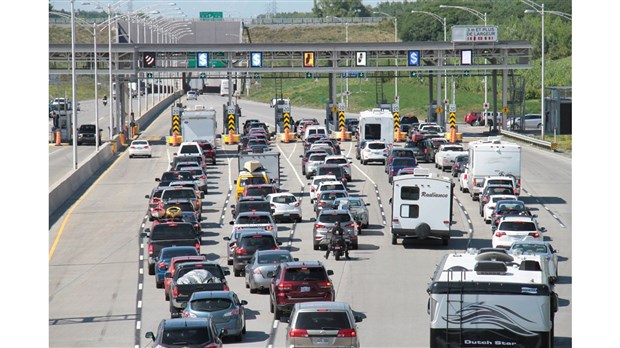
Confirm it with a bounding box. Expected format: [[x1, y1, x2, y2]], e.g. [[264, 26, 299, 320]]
[[144, 228, 151, 233], [277, 241, 283, 246], [240, 300, 248, 306], [155, 178, 161, 182], [145, 332, 155, 340], [327, 270, 334, 276], [540, 227, 547, 233], [145, 195, 150, 199], [223, 236, 230, 241], [233, 180, 237, 184], [366, 203, 370, 206], [293, 258, 299, 261], [229, 221, 234, 225]]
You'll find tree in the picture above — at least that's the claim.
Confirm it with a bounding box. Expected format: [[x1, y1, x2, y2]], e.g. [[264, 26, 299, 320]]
[[312, 0, 367, 17]]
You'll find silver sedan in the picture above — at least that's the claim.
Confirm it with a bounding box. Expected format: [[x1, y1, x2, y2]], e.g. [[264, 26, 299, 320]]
[[244, 249, 297, 293]]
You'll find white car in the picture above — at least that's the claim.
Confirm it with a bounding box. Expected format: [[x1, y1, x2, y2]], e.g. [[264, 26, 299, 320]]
[[324, 154, 352, 181], [266, 192, 302, 223], [483, 194, 518, 223], [308, 174, 338, 203], [360, 140, 389, 165], [492, 215, 546, 249], [315, 181, 347, 206], [458, 167, 469, 193], [128, 140, 152, 158], [186, 90, 198, 100]]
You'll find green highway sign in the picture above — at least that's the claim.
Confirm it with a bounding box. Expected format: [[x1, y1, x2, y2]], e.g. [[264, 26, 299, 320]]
[[200, 12, 223, 20]]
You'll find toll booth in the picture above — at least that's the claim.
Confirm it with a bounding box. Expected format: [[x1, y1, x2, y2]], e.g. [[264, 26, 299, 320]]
[[50, 103, 73, 143], [273, 98, 290, 133]]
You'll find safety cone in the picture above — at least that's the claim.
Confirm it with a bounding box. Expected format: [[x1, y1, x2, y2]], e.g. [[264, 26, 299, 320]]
[[173, 131, 179, 146], [397, 128, 402, 142], [284, 128, 290, 143], [55, 130, 62, 146], [228, 130, 234, 145], [450, 128, 457, 143], [340, 126, 345, 142]]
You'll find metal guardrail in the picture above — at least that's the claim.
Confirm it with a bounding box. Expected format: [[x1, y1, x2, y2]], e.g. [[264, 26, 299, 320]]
[[500, 129, 556, 150]]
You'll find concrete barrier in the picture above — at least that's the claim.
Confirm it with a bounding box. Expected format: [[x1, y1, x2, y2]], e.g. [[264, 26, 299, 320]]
[[49, 92, 181, 216]]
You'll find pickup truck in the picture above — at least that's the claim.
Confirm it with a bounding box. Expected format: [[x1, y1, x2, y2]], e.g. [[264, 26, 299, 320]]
[[434, 144, 466, 172], [166, 261, 230, 318], [77, 124, 101, 145], [143, 222, 201, 276]]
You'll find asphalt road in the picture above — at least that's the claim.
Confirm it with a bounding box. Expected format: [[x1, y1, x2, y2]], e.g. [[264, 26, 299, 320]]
[[48, 93, 572, 347]]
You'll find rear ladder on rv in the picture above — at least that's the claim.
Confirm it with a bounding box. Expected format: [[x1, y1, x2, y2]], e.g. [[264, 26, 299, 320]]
[[445, 268, 466, 347]]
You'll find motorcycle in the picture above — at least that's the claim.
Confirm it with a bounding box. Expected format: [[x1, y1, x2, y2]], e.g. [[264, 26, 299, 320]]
[[329, 235, 349, 261]]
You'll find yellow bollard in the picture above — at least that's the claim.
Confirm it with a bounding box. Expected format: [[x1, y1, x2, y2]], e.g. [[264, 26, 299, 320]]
[[340, 126, 345, 142]]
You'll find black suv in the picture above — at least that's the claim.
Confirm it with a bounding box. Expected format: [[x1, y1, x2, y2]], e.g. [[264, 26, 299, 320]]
[[231, 196, 272, 219], [269, 261, 335, 318], [77, 124, 101, 145], [232, 231, 281, 277]]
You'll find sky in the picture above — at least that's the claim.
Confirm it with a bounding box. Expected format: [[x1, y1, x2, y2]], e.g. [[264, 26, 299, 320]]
[[49, 0, 388, 19], [3, 0, 617, 346]]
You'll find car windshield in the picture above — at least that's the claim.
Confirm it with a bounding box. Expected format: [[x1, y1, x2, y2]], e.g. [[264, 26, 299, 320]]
[[161, 327, 212, 345], [161, 172, 194, 182], [239, 236, 277, 248], [273, 195, 297, 204], [258, 253, 293, 264], [238, 202, 271, 213], [309, 154, 328, 162], [499, 221, 537, 231], [393, 158, 417, 167], [498, 202, 526, 210], [511, 244, 549, 254], [186, 169, 204, 176], [319, 192, 347, 201], [317, 167, 343, 177], [368, 143, 385, 150], [283, 267, 327, 281], [161, 247, 199, 259], [318, 213, 351, 223], [347, 200, 362, 207], [319, 184, 344, 191], [151, 224, 195, 240], [237, 215, 272, 224], [487, 187, 514, 195], [133, 141, 148, 146], [246, 187, 275, 197], [180, 145, 200, 154], [163, 190, 196, 200], [326, 158, 347, 165], [294, 312, 352, 330], [190, 298, 232, 312], [240, 176, 268, 186]]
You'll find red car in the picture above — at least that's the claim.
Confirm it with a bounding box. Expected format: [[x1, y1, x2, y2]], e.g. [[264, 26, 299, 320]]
[[197, 142, 216, 165], [464, 111, 482, 125], [269, 261, 335, 319]]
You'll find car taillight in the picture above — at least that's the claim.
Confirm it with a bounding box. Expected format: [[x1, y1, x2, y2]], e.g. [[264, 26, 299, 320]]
[[495, 231, 506, 237], [223, 284, 229, 290], [318, 201, 325, 206], [144, 146, 150, 149], [529, 232, 540, 238], [337, 328, 357, 337], [294, 202, 300, 207], [318, 281, 332, 289], [289, 329, 309, 338], [195, 242, 201, 251], [481, 197, 488, 203], [235, 248, 247, 255], [253, 268, 262, 274], [158, 262, 168, 270], [278, 282, 293, 291], [392, 218, 399, 223], [201, 175, 206, 179], [148, 244, 153, 255], [130, 146, 135, 149], [172, 287, 178, 297], [390, 169, 394, 175], [204, 343, 221, 348], [265, 226, 273, 231], [345, 223, 355, 228], [315, 223, 326, 229], [223, 309, 240, 317], [473, 178, 478, 185], [230, 242, 237, 249], [194, 223, 200, 230], [311, 187, 315, 192]]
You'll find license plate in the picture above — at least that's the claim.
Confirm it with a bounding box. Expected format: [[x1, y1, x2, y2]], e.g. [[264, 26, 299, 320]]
[[300, 286, 310, 292], [283, 213, 290, 216], [312, 337, 330, 345]]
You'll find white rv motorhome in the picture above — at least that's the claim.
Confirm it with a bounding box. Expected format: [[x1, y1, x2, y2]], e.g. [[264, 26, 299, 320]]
[[358, 108, 394, 146], [428, 248, 558, 348], [390, 168, 453, 245], [466, 137, 521, 201]]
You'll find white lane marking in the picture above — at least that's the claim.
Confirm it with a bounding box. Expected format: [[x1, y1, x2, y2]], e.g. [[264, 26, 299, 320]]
[[137, 301, 142, 308], [272, 320, 279, 329], [287, 141, 298, 160], [345, 140, 353, 157], [139, 268, 143, 275], [351, 162, 377, 186], [138, 283, 143, 291]]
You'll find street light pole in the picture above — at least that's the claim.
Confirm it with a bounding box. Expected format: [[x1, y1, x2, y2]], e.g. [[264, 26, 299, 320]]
[[374, 11, 398, 100], [93, 22, 100, 151], [439, 5, 488, 114], [411, 10, 446, 125], [70, 0, 78, 169]]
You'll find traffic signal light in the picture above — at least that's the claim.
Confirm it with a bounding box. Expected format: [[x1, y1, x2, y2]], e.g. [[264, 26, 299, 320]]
[[143, 52, 156, 68], [410, 71, 417, 77], [200, 73, 206, 79], [147, 73, 153, 79], [305, 72, 313, 79]]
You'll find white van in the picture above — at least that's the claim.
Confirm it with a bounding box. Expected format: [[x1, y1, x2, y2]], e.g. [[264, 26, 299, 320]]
[[303, 125, 328, 141], [219, 80, 230, 96], [390, 168, 453, 246]]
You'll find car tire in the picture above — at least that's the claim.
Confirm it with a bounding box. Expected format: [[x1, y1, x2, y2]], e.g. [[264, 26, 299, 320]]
[[274, 306, 283, 320], [269, 297, 275, 313], [249, 287, 257, 294], [129, 155, 133, 158], [391, 235, 398, 245], [296, 217, 302, 223], [212, 158, 216, 165], [156, 280, 163, 289], [165, 292, 169, 301], [442, 238, 449, 246], [313, 243, 319, 251]]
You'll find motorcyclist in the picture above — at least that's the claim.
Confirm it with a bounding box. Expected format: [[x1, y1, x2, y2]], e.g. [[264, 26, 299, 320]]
[[324, 222, 350, 260]]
